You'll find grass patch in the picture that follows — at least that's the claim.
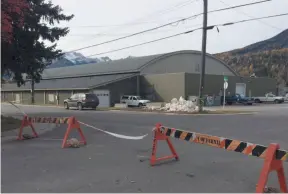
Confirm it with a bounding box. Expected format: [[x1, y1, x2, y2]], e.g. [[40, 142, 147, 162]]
[[1, 115, 22, 132]]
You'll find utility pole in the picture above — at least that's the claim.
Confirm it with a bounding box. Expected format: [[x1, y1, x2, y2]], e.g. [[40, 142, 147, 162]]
[[198, 0, 208, 112], [31, 77, 35, 104]]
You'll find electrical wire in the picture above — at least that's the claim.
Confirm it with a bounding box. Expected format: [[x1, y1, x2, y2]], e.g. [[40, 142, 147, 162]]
[[218, 13, 288, 26], [66, 0, 272, 52], [66, 0, 199, 28], [218, 0, 282, 31], [85, 12, 288, 57], [86, 31, 198, 57], [68, 24, 203, 37], [72, 0, 199, 43]]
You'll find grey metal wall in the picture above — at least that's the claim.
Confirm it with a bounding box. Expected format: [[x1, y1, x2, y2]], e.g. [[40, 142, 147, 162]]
[[1, 92, 7, 101], [1, 91, 12, 102], [7, 92, 14, 102], [141, 73, 185, 102], [96, 76, 138, 105], [244, 77, 277, 96], [140, 53, 235, 76], [72, 89, 90, 94], [22, 91, 31, 104], [35, 91, 44, 104], [185, 73, 277, 98], [58, 91, 73, 106]]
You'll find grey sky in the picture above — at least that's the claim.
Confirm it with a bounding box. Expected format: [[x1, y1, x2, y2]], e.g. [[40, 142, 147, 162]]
[[51, 0, 288, 60]]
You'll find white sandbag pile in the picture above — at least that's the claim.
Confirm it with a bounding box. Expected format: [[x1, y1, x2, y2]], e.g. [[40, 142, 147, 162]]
[[147, 96, 199, 112]]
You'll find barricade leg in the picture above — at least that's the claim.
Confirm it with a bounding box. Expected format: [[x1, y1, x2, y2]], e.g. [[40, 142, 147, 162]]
[[77, 127, 87, 145], [256, 143, 287, 193], [150, 123, 179, 166], [62, 116, 87, 148], [17, 115, 38, 140]]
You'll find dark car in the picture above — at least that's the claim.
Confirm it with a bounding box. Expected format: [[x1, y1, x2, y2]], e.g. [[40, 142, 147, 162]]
[[221, 93, 254, 105], [64, 93, 99, 110]]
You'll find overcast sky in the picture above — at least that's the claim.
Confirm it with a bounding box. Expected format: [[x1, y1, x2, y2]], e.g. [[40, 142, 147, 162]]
[[51, 0, 288, 60]]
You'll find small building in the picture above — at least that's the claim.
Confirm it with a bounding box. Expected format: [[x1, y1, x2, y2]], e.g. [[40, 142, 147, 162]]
[[1, 50, 277, 107]]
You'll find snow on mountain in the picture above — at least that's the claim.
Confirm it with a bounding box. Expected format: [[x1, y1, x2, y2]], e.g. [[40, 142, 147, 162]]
[[47, 52, 112, 69]]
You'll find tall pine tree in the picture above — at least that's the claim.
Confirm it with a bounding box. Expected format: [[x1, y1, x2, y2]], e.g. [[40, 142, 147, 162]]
[[2, 0, 73, 87]]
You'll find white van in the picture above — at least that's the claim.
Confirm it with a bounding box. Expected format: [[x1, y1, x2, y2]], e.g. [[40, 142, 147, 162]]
[[120, 95, 150, 107]]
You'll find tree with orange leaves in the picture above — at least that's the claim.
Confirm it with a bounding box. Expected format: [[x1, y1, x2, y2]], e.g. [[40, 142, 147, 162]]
[[1, 0, 28, 43]]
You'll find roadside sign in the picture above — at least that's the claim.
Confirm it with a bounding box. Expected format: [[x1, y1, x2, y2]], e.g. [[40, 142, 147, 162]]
[[224, 81, 228, 90], [224, 76, 228, 82]]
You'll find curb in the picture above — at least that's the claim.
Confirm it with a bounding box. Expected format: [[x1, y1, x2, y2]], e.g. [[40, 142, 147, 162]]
[[109, 110, 258, 116], [1, 103, 62, 108]]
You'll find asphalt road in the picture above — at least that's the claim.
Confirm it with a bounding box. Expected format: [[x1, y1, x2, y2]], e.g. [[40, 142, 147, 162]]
[[1, 103, 288, 192]]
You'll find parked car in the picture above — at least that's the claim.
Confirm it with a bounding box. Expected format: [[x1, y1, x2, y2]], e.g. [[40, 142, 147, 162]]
[[285, 93, 288, 102], [222, 93, 254, 105], [254, 93, 285, 104], [120, 95, 150, 107], [64, 93, 99, 110]]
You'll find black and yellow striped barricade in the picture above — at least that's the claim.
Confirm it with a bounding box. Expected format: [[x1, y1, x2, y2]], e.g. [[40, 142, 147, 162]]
[[151, 123, 287, 193]]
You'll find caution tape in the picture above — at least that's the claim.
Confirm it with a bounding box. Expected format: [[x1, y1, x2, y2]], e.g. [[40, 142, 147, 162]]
[[6, 101, 27, 115], [27, 117, 69, 124], [79, 121, 148, 140], [6, 100, 148, 140], [159, 126, 288, 162]]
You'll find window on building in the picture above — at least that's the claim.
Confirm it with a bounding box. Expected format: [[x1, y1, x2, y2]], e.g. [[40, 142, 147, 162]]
[[15, 93, 20, 103], [48, 94, 55, 102]]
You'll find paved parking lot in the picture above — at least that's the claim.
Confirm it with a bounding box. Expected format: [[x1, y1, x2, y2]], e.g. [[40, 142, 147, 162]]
[[1, 103, 288, 192]]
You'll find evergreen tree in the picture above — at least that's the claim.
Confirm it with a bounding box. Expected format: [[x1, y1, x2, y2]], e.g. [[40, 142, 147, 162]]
[[1, 0, 74, 86]]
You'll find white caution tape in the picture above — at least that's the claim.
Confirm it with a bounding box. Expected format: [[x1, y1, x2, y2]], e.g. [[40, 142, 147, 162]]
[[3, 97, 33, 116], [79, 121, 148, 140], [5, 100, 148, 140], [6, 101, 27, 115]]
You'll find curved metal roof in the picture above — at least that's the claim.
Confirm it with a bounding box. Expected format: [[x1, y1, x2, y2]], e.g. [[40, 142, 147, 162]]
[[138, 50, 238, 76], [41, 54, 162, 79], [41, 50, 238, 79]]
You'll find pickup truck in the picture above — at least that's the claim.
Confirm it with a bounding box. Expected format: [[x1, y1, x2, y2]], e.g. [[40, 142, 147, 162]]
[[222, 93, 254, 105], [120, 95, 150, 107], [254, 93, 285, 104]]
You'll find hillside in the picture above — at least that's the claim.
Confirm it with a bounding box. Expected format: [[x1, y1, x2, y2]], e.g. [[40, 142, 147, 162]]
[[215, 29, 288, 86]]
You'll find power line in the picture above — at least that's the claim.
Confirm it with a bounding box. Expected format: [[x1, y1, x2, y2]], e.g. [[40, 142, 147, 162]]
[[146, 0, 199, 19], [85, 30, 199, 57], [218, 13, 288, 26], [68, 24, 203, 37], [66, 22, 171, 28], [73, 0, 199, 42], [218, 0, 282, 31], [85, 12, 288, 57], [66, 0, 272, 52], [66, 0, 199, 28]]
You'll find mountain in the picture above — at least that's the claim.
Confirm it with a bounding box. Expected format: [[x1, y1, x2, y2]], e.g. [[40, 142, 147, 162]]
[[47, 52, 112, 68], [215, 29, 288, 86]]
